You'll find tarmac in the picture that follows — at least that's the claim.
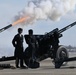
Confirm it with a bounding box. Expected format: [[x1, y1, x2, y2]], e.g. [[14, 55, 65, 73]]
[[0, 52, 76, 75]]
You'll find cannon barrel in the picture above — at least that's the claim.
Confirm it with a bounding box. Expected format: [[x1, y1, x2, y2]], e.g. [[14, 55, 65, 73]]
[[0, 24, 12, 33], [44, 21, 76, 39], [58, 21, 76, 34]]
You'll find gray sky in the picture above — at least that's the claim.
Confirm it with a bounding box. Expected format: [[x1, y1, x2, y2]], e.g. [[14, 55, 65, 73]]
[[0, 0, 76, 57]]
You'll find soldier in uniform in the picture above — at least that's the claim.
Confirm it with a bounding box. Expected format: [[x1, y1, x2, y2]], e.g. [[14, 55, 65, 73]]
[[12, 28, 25, 68], [26, 29, 37, 61]]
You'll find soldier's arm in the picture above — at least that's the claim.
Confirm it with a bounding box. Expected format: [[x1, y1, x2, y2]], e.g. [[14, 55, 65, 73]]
[[25, 35, 31, 44], [12, 35, 17, 47]]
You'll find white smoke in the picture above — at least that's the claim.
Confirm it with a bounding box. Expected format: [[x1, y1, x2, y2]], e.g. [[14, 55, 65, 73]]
[[14, 0, 76, 25]]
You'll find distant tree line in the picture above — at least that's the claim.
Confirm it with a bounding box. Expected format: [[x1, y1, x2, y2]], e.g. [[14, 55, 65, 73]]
[[65, 45, 76, 52]]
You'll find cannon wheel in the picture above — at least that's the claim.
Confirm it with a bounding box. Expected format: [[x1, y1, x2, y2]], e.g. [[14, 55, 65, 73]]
[[55, 45, 69, 68], [24, 47, 40, 69]]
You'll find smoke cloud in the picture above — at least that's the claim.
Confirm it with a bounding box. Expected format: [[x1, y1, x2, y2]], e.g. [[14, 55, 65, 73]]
[[14, 0, 76, 25]]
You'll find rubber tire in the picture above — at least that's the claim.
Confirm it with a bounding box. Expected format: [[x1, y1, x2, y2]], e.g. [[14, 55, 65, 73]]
[[55, 46, 69, 68], [24, 47, 40, 69]]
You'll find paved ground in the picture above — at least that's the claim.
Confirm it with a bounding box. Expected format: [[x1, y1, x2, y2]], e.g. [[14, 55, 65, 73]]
[[0, 58, 76, 75]]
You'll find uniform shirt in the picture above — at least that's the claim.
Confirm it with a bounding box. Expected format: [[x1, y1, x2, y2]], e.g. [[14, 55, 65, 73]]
[[12, 34, 23, 48]]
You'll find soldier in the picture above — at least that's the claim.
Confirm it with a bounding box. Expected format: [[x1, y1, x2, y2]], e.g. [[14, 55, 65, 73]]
[[26, 29, 38, 61], [12, 28, 26, 68]]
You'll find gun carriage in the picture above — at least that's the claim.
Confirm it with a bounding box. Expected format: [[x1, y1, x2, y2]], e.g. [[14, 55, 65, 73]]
[[24, 22, 76, 68], [0, 22, 76, 69]]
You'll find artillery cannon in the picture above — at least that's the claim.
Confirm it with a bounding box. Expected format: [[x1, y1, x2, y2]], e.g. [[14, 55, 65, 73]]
[[0, 22, 76, 69], [24, 21, 76, 68]]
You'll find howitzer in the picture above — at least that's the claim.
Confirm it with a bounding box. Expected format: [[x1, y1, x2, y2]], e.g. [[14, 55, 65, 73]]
[[24, 21, 76, 69], [0, 24, 15, 62], [0, 22, 76, 69]]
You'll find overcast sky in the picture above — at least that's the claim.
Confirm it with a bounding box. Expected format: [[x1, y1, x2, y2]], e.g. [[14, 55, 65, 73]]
[[0, 0, 76, 57]]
